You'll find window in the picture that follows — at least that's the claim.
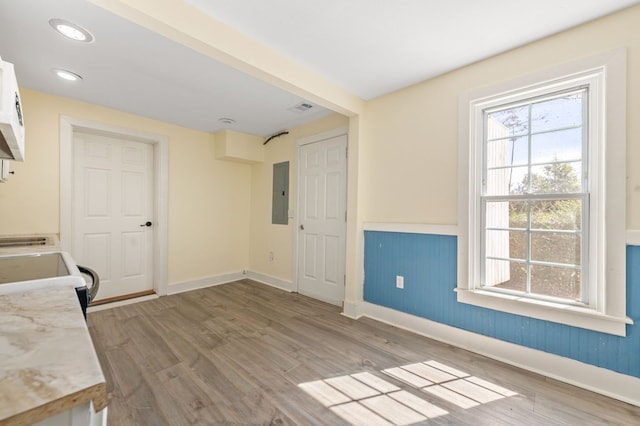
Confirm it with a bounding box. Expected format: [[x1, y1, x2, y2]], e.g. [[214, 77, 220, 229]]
[[483, 88, 587, 303], [457, 49, 630, 336]]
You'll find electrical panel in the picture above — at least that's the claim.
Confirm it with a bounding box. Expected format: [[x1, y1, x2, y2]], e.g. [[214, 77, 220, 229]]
[[272, 161, 289, 225]]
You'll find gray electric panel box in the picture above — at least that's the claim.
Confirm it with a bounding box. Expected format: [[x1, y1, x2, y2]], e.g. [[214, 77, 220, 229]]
[[272, 161, 289, 225]]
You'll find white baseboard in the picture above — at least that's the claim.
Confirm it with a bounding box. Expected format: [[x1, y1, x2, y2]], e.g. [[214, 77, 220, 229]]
[[162, 270, 292, 296], [246, 271, 293, 292], [352, 301, 640, 407], [167, 271, 245, 295]]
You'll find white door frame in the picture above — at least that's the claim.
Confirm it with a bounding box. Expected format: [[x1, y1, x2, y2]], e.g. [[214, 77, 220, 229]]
[[59, 115, 169, 296], [294, 126, 349, 298]]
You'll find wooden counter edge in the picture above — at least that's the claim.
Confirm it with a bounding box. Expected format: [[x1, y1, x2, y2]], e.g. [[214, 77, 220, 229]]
[[0, 382, 107, 426]]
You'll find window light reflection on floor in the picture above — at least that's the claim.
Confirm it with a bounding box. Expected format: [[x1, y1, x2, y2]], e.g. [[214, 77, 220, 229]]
[[298, 360, 518, 426]]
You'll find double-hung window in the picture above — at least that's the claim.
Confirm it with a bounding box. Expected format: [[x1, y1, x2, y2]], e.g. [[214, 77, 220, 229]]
[[483, 88, 587, 303], [457, 49, 630, 336]]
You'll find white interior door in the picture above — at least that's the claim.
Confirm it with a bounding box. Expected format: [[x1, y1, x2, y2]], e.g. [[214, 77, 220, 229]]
[[297, 134, 347, 305], [72, 131, 154, 301]]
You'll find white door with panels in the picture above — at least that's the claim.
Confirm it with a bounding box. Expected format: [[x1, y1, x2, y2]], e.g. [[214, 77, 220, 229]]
[[297, 134, 347, 305], [72, 132, 155, 301]]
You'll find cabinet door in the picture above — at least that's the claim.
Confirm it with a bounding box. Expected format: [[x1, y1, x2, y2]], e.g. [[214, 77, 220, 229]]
[[0, 160, 9, 182]]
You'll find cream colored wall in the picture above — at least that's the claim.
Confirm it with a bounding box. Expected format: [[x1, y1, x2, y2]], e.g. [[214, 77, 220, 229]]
[[0, 89, 251, 285], [214, 130, 265, 163], [0, 91, 64, 235], [248, 113, 348, 282], [361, 5, 640, 229]]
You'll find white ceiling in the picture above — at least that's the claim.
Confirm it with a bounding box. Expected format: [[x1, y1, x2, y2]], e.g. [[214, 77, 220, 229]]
[[184, 0, 639, 100], [1, 0, 637, 137]]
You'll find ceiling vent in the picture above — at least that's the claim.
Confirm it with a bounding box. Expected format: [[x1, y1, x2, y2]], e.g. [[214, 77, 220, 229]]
[[288, 102, 314, 113]]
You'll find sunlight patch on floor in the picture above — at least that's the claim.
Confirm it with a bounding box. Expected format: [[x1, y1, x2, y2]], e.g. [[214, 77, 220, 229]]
[[298, 360, 518, 426]]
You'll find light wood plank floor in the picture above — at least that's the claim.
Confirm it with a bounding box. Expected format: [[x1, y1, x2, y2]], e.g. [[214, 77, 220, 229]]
[[87, 280, 640, 425]]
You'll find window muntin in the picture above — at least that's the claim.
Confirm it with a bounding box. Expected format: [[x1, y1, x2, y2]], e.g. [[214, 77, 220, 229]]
[[480, 88, 588, 304]]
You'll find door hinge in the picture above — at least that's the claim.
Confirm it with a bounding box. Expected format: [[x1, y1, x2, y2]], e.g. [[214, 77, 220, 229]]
[[346, 147, 348, 158]]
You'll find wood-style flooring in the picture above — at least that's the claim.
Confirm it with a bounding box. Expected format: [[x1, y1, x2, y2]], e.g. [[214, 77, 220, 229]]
[[87, 280, 640, 425]]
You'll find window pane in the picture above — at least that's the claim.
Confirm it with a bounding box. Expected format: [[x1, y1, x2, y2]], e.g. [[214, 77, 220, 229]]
[[486, 230, 509, 258], [530, 264, 581, 301], [510, 231, 527, 260], [484, 259, 526, 291], [531, 232, 581, 265], [486, 166, 528, 195], [485, 201, 510, 228], [486, 230, 526, 260], [487, 136, 528, 168], [485, 200, 528, 228], [531, 93, 583, 133], [529, 162, 582, 193], [508, 200, 528, 229], [531, 199, 581, 230], [487, 106, 529, 138], [531, 128, 582, 164]]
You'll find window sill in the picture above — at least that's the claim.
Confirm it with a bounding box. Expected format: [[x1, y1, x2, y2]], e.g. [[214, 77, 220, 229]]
[[455, 288, 632, 336]]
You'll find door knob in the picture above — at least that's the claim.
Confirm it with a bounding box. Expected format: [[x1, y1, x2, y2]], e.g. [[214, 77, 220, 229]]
[[300, 224, 304, 230], [140, 221, 152, 227]]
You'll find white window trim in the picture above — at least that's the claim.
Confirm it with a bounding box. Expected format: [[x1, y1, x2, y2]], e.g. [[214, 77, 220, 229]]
[[457, 49, 630, 336]]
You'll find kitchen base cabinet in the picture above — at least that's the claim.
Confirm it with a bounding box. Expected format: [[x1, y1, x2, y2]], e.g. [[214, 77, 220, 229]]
[[33, 403, 107, 426]]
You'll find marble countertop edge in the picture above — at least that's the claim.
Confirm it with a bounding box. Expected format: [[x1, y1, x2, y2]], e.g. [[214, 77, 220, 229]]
[[0, 382, 107, 426], [0, 282, 107, 424]]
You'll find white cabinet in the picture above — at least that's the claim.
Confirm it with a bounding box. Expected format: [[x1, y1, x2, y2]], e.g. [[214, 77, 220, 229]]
[[0, 159, 9, 182], [33, 403, 107, 426]]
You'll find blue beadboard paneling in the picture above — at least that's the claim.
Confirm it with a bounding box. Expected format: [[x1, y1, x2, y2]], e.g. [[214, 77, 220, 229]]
[[363, 231, 640, 378]]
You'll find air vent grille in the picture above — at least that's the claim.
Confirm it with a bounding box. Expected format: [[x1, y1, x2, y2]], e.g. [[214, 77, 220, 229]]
[[0, 236, 52, 247], [288, 102, 314, 113]]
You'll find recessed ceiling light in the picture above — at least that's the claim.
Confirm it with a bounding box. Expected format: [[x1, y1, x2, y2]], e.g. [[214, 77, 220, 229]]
[[49, 18, 94, 43], [218, 118, 236, 125], [52, 69, 83, 82]]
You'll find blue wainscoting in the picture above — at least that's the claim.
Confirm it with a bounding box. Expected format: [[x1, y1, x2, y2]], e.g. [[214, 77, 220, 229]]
[[363, 231, 640, 378]]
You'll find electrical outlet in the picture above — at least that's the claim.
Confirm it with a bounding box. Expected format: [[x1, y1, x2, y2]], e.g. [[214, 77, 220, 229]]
[[268, 251, 274, 261], [396, 275, 404, 289]]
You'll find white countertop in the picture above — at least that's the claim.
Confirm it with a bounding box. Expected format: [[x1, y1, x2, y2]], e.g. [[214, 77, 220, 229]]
[[0, 281, 107, 425]]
